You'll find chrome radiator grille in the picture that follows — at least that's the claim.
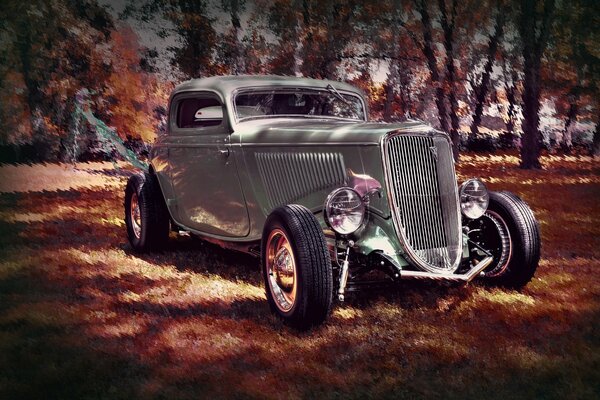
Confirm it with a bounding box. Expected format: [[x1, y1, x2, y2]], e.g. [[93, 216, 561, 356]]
[[384, 133, 461, 272]]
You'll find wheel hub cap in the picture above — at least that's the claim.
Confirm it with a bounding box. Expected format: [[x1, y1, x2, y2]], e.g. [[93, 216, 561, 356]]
[[266, 229, 297, 312], [130, 192, 142, 239], [273, 247, 295, 290]]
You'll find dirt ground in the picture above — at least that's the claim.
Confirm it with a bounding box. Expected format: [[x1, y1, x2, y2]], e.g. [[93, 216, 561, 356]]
[[0, 153, 598, 399]]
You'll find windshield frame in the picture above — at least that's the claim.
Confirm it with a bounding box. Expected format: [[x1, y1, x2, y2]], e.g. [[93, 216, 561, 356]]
[[231, 86, 368, 123]]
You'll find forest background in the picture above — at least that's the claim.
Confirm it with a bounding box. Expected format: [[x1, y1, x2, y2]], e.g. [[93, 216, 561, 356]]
[[0, 0, 599, 169]]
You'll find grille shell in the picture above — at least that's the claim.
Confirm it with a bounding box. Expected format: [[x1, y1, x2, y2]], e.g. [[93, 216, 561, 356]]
[[382, 132, 462, 273]]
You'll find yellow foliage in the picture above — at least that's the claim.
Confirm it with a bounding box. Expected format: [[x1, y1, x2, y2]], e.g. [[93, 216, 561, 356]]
[[97, 26, 169, 143]]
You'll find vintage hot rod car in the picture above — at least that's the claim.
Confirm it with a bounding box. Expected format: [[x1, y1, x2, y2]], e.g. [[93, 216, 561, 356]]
[[124, 75, 540, 329]]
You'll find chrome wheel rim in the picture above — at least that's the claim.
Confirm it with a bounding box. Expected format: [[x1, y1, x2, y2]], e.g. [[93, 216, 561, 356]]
[[266, 229, 297, 312], [130, 192, 142, 239], [478, 210, 512, 277]]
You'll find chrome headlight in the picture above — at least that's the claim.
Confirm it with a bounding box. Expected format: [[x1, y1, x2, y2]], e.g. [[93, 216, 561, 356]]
[[459, 179, 489, 219], [324, 187, 365, 235]]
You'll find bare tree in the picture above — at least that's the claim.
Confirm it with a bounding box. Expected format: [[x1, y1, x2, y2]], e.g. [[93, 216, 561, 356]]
[[220, 0, 246, 74], [498, 53, 521, 148], [437, 0, 462, 160], [518, 0, 555, 169], [415, 1, 450, 140], [593, 114, 600, 157], [468, 0, 506, 140], [415, 0, 463, 160]]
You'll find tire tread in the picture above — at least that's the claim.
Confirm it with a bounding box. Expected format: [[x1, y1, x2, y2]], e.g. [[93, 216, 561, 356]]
[[124, 172, 170, 252], [261, 204, 333, 329], [487, 191, 541, 288]]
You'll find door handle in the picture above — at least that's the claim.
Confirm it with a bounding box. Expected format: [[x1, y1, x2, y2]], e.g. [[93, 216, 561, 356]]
[[219, 148, 230, 157]]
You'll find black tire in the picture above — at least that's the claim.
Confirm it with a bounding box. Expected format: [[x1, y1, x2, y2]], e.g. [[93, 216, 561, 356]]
[[124, 172, 170, 252], [261, 205, 333, 330], [478, 191, 541, 288]]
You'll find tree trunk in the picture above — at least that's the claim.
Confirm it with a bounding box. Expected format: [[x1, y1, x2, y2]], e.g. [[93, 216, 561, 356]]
[[292, 0, 305, 76], [561, 97, 577, 154], [592, 110, 600, 158], [469, 2, 505, 140], [417, 0, 450, 134], [323, 3, 336, 79], [384, 2, 402, 122], [561, 15, 585, 155], [518, 0, 555, 169], [438, 0, 460, 161], [503, 85, 517, 147], [399, 67, 414, 118], [499, 56, 518, 148], [300, 0, 314, 77], [520, 56, 543, 168], [229, 0, 243, 74], [17, 16, 44, 143], [383, 80, 394, 122]]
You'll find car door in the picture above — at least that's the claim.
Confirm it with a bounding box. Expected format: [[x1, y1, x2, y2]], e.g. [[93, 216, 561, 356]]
[[166, 91, 249, 237]]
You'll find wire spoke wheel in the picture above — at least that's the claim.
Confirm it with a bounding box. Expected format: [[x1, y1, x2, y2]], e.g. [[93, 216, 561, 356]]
[[266, 229, 297, 312], [469, 210, 512, 278]]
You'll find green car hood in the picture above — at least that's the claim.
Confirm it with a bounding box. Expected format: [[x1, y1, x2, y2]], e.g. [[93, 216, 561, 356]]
[[237, 118, 436, 145]]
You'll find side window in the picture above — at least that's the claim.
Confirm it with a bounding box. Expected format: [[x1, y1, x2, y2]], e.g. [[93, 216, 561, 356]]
[[176, 97, 223, 129]]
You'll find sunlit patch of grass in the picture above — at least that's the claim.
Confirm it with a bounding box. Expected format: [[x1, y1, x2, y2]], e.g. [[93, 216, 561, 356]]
[[332, 305, 363, 320], [101, 216, 125, 227], [530, 270, 574, 288], [505, 345, 560, 370], [0, 162, 129, 193], [0, 259, 29, 279], [93, 318, 149, 338], [158, 319, 245, 362], [475, 288, 536, 306]]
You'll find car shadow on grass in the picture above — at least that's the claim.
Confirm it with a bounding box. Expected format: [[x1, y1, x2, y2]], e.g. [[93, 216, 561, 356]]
[[123, 234, 262, 285], [124, 232, 476, 319]]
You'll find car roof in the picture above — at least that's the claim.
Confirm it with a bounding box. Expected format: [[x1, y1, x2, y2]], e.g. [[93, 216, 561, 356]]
[[171, 75, 365, 100]]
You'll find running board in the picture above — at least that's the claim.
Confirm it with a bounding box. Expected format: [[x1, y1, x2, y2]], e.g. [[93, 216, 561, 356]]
[[400, 256, 494, 282]]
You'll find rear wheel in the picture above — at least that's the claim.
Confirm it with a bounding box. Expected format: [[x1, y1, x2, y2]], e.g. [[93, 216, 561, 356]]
[[124, 172, 170, 252], [469, 191, 541, 288], [261, 205, 333, 330]]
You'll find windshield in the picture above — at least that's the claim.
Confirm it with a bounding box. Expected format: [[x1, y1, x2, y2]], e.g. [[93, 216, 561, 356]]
[[233, 87, 366, 121]]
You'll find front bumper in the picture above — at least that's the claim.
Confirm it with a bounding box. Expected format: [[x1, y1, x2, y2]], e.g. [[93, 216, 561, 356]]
[[377, 252, 494, 283], [400, 257, 493, 282]]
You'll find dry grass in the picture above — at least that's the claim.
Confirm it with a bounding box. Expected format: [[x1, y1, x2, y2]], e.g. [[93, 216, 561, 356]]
[[0, 153, 599, 399]]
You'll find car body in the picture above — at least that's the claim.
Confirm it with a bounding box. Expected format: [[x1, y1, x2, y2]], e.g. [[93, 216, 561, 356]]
[[125, 75, 541, 329]]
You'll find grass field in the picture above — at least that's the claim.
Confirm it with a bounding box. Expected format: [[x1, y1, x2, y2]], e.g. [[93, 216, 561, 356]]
[[0, 153, 599, 399]]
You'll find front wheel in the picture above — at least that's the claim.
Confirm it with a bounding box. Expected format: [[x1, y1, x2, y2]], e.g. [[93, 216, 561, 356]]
[[261, 205, 333, 330], [469, 191, 541, 288]]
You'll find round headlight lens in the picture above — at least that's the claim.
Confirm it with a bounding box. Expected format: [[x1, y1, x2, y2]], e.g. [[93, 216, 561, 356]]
[[325, 187, 365, 235], [459, 179, 489, 219]]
